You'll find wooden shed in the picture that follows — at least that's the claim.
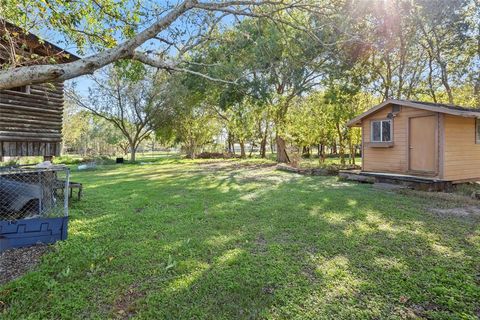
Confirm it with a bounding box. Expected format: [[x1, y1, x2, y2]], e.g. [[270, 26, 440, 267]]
[[347, 99, 480, 183], [0, 21, 78, 160]]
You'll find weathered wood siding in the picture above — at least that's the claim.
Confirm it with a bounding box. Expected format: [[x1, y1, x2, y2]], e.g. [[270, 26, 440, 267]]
[[362, 105, 438, 175], [442, 115, 480, 181], [0, 83, 63, 157]]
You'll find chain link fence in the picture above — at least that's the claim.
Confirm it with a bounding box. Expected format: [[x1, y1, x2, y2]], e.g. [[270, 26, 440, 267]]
[[0, 166, 69, 221]]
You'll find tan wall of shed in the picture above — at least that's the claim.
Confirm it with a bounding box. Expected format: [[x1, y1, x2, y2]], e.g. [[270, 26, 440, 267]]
[[362, 105, 437, 175], [442, 115, 480, 181]]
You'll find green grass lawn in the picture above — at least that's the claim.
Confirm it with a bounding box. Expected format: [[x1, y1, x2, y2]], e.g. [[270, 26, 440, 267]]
[[1, 157, 479, 319]]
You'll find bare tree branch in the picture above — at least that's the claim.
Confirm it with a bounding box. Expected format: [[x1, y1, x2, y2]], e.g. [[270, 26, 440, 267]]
[[132, 51, 238, 84]]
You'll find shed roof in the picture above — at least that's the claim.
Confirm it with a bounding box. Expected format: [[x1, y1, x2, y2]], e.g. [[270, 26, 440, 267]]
[[347, 99, 480, 127], [0, 20, 80, 63]]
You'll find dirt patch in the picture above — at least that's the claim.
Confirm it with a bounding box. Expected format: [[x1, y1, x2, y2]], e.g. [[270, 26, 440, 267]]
[[399, 189, 480, 221], [409, 302, 449, 318], [0, 244, 49, 285], [134, 206, 146, 214], [113, 283, 145, 319], [262, 284, 276, 295], [399, 189, 480, 207], [252, 234, 267, 255], [429, 206, 480, 218], [301, 266, 318, 282]]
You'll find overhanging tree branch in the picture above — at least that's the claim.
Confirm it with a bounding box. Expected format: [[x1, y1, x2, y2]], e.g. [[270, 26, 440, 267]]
[[0, 0, 295, 89]]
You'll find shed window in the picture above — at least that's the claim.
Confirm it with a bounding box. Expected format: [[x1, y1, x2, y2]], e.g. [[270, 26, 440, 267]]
[[371, 119, 392, 142], [476, 119, 480, 144]]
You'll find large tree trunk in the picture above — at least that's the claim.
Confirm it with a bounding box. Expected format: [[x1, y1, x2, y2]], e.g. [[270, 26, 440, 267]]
[[184, 138, 196, 159], [336, 123, 345, 165], [276, 136, 290, 163], [130, 148, 137, 162], [260, 138, 267, 158], [239, 141, 246, 158], [227, 132, 233, 153], [338, 144, 345, 165], [259, 125, 268, 158], [186, 145, 195, 159], [130, 139, 140, 162], [331, 143, 337, 155], [318, 144, 326, 163], [302, 146, 310, 158], [349, 140, 355, 165]]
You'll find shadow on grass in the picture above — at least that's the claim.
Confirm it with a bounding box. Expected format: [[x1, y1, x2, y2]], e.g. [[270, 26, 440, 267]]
[[1, 160, 479, 319]]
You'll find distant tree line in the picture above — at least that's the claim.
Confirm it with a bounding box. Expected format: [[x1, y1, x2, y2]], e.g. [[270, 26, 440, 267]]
[[62, 0, 478, 164]]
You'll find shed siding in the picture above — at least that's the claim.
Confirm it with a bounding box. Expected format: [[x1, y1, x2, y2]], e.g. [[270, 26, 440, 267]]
[[443, 115, 480, 181], [362, 105, 437, 174], [0, 83, 63, 157]]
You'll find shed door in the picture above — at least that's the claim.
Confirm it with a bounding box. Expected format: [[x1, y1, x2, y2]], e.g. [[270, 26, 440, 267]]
[[409, 115, 436, 173]]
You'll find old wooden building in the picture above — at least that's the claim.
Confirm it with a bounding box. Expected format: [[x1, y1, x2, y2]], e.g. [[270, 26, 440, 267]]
[[0, 21, 78, 160]]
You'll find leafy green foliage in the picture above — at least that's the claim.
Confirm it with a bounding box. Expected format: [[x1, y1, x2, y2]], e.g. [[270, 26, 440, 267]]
[[1, 0, 141, 54]]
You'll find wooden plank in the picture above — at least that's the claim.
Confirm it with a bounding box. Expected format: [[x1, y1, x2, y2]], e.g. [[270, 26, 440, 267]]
[[0, 131, 61, 138], [33, 142, 40, 155], [0, 103, 61, 115], [2, 141, 10, 156], [0, 136, 62, 142], [0, 122, 62, 130], [0, 126, 61, 134], [39, 143, 45, 155], [1, 88, 63, 100], [0, 93, 64, 107], [0, 112, 63, 122], [30, 87, 64, 96], [0, 95, 64, 108], [20, 142, 27, 156], [55, 143, 60, 156], [9, 142, 16, 156]]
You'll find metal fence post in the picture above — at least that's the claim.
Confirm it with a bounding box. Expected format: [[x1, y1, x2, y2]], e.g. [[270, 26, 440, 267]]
[[64, 168, 70, 217]]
